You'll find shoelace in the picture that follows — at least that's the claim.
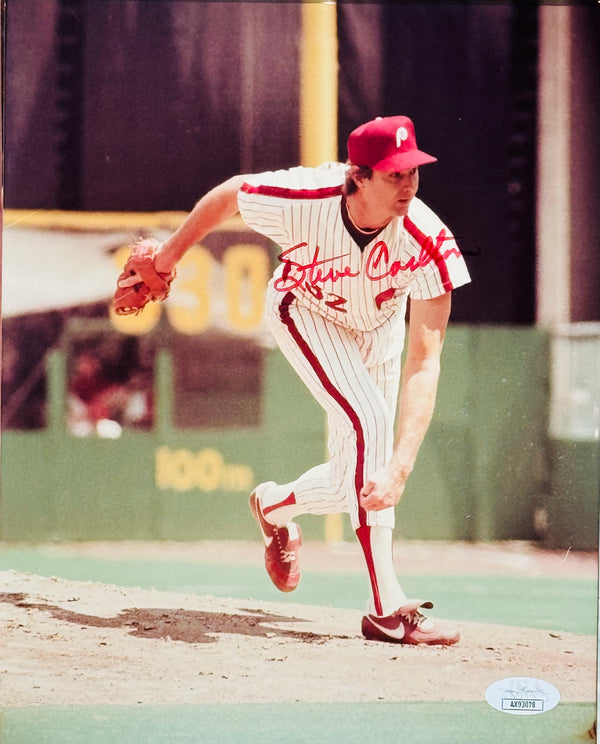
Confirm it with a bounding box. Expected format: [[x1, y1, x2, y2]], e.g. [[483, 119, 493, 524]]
[[400, 609, 426, 627], [400, 608, 435, 631], [273, 529, 297, 564]]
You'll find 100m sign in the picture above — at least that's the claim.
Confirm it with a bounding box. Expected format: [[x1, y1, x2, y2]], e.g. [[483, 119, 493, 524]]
[[110, 242, 270, 335]]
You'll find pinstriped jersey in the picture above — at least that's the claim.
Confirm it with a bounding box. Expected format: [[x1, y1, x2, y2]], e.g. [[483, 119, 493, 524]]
[[237, 162, 471, 332]]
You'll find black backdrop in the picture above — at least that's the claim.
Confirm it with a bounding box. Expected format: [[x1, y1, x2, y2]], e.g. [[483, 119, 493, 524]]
[[5, 0, 544, 323]]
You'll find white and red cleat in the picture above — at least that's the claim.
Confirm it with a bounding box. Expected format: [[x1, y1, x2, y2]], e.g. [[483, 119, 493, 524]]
[[361, 600, 460, 645], [249, 483, 302, 593]]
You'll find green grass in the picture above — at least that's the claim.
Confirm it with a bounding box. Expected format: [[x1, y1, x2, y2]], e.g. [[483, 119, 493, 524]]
[[0, 702, 596, 744]]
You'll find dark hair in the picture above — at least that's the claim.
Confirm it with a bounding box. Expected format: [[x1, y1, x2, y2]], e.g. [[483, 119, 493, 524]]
[[343, 163, 373, 196]]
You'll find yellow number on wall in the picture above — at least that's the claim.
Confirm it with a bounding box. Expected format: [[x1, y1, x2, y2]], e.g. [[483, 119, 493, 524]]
[[224, 244, 269, 331], [167, 246, 213, 334]]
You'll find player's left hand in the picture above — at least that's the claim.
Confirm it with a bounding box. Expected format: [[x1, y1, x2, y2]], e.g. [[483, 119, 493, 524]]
[[359, 466, 408, 511]]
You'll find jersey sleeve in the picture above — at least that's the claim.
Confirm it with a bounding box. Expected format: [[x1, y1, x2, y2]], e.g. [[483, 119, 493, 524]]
[[236, 164, 346, 247], [403, 198, 471, 300], [236, 169, 293, 246]]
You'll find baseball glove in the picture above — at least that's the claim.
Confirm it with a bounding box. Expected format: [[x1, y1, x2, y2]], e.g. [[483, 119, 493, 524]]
[[111, 238, 176, 316]]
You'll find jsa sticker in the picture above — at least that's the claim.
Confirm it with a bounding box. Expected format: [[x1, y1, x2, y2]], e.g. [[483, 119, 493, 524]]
[[486, 677, 560, 716]]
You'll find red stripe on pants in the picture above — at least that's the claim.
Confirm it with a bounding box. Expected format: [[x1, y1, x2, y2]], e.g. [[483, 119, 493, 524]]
[[278, 292, 368, 527], [278, 293, 382, 614]]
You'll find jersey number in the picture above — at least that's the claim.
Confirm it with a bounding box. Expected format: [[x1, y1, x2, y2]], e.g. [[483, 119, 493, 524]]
[[304, 282, 348, 313]]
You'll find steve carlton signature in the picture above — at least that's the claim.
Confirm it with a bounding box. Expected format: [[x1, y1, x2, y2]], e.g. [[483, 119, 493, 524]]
[[273, 230, 461, 292]]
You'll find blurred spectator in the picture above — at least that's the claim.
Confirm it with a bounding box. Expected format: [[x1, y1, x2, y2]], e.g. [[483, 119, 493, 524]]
[[67, 348, 154, 437], [68, 350, 124, 437]]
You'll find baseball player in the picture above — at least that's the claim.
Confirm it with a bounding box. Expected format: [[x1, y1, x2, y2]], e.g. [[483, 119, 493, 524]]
[[114, 115, 470, 645]]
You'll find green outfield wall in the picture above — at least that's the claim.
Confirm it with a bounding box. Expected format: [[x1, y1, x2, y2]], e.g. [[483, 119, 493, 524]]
[[3, 324, 596, 548]]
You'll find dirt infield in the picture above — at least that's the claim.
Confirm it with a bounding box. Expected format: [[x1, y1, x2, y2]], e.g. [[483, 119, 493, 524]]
[[0, 541, 597, 708]]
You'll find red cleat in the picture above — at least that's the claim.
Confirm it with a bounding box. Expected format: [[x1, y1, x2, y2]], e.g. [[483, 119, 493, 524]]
[[249, 484, 302, 593], [361, 600, 460, 646]]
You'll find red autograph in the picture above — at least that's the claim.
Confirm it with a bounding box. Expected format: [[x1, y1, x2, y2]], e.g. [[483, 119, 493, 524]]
[[274, 243, 359, 292], [273, 230, 461, 293], [366, 230, 461, 281]]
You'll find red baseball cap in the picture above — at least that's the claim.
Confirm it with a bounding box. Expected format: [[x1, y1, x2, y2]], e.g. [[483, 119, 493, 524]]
[[347, 115, 437, 171]]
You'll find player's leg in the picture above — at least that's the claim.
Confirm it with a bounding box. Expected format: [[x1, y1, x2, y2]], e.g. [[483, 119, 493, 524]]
[[259, 292, 395, 522], [354, 322, 460, 644], [249, 291, 367, 593], [345, 322, 409, 616], [255, 291, 407, 614], [265, 303, 409, 616], [352, 320, 408, 616]]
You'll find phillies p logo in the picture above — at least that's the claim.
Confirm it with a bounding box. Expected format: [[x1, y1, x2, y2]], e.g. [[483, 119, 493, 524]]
[[396, 127, 409, 148]]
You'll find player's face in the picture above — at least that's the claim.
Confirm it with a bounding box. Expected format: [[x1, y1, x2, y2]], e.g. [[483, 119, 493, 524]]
[[366, 167, 419, 218]]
